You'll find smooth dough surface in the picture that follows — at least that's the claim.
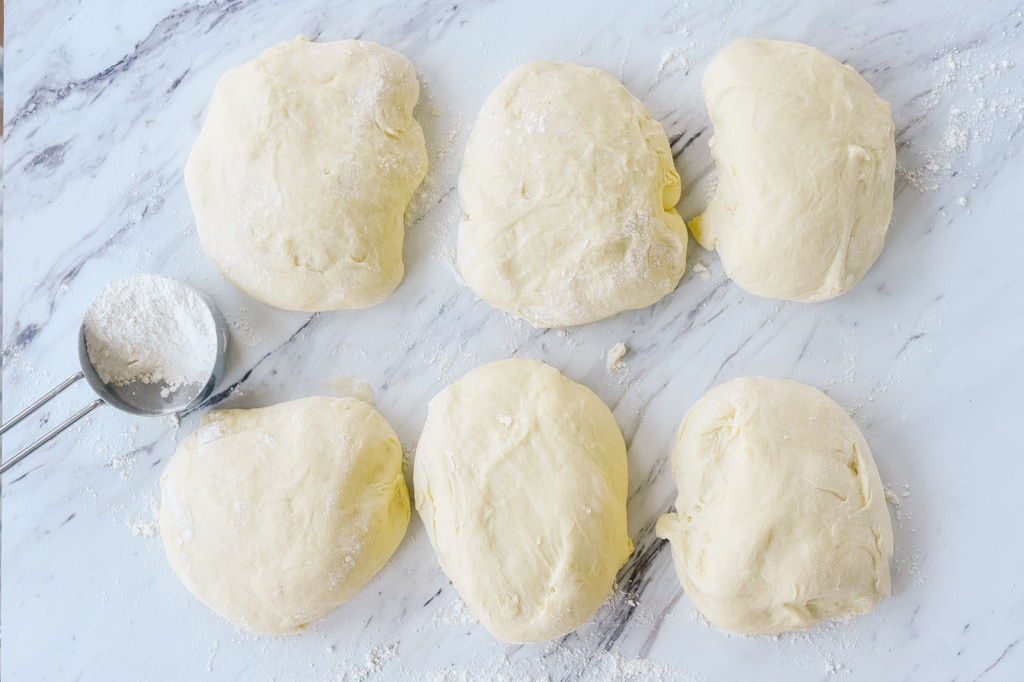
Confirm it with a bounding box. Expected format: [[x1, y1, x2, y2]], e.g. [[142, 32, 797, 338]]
[[414, 359, 633, 642], [690, 39, 896, 302], [159, 396, 409, 634], [457, 61, 688, 328], [185, 37, 427, 312], [656, 377, 893, 634]]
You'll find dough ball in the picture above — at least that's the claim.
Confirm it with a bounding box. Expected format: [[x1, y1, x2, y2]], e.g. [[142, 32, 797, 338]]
[[690, 39, 896, 301], [457, 61, 688, 328], [656, 378, 893, 634], [159, 396, 409, 634], [185, 37, 427, 312], [414, 359, 633, 642]]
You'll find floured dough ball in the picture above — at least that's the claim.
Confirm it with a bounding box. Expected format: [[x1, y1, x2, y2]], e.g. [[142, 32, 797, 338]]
[[185, 37, 427, 312], [656, 377, 893, 634], [457, 61, 688, 328], [690, 39, 896, 301], [414, 359, 633, 642], [159, 396, 409, 634]]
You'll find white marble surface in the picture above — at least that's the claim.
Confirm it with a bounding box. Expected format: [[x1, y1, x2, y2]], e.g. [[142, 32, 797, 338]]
[[3, 0, 1023, 679]]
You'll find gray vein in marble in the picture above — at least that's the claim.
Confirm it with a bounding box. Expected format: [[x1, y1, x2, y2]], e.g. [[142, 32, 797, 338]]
[[973, 638, 1020, 680], [708, 315, 771, 385], [196, 313, 321, 411], [7, 3, 243, 132], [671, 127, 707, 159], [596, 532, 672, 650], [1, 196, 167, 362]]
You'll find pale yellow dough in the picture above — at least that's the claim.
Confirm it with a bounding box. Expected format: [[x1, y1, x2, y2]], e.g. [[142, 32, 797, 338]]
[[185, 37, 427, 312], [656, 377, 893, 634], [159, 396, 409, 634], [457, 61, 688, 328], [414, 359, 633, 642], [691, 39, 896, 301]]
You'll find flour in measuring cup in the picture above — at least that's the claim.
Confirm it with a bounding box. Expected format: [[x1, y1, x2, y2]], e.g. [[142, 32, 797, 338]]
[[83, 274, 217, 392]]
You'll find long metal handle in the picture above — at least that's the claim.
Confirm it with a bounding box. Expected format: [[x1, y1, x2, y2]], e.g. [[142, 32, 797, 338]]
[[0, 373, 105, 476], [0, 372, 85, 436]]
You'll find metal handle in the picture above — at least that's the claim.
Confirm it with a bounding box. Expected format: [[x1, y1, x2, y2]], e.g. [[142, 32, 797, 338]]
[[0, 373, 106, 476]]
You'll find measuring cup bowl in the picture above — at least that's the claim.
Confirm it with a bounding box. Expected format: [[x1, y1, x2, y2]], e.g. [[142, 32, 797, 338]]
[[76, 289, 229, 416]]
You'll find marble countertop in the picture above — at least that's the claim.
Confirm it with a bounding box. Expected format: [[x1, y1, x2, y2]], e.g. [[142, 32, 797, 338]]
[[3, 1, 1023, 679]]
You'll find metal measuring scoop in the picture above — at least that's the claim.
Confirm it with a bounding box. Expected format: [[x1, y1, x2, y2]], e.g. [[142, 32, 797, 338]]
[[0, 278, 228, 476]]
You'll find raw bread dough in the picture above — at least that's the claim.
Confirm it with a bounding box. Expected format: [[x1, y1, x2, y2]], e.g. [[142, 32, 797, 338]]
[[690, 39, 896, 302], [656, 377, 893, 634], [414, 358, 633, 642], [185, 37, 427, 312], [457, 61, 688, 328], [159, 396, 409, 634]]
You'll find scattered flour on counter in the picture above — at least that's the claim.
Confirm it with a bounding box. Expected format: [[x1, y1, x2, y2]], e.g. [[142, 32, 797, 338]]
[[656, 15, 702, 81], [110, 450, 138, 481], [187, 596, 692, 681], [556, 327, 583, 349], [422, 339, 478, 385], [884, 488, 901, 508], [128, 516, 159, 538], [658, 46, 692, 79], [419, 596, 478, 631], [102, 423, 142, 481], [692, 262, 711, 282], [425, 346, 456, 383], [884, 484, 911, 509], [319, 640, 405, 681], [396, 646, 688, 682], [365, 643, 399, 672], [606, 342, 629, 373], [226, 305, 268, 348], [824, 657, 847, 675], [126, 491, 160, 537], [896, 543, 926, 590], [898, 43, 1023, 195]]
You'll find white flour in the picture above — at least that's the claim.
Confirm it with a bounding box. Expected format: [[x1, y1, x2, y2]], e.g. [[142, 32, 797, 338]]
[[606, 342, 629, 372], [691, 262, 711, 282], [419, 596, 478, 631], [126, 492, 161, 537], [657, 45, 692, 80], [898, 44, 1022, 194], [82, 274, 217, 392]]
